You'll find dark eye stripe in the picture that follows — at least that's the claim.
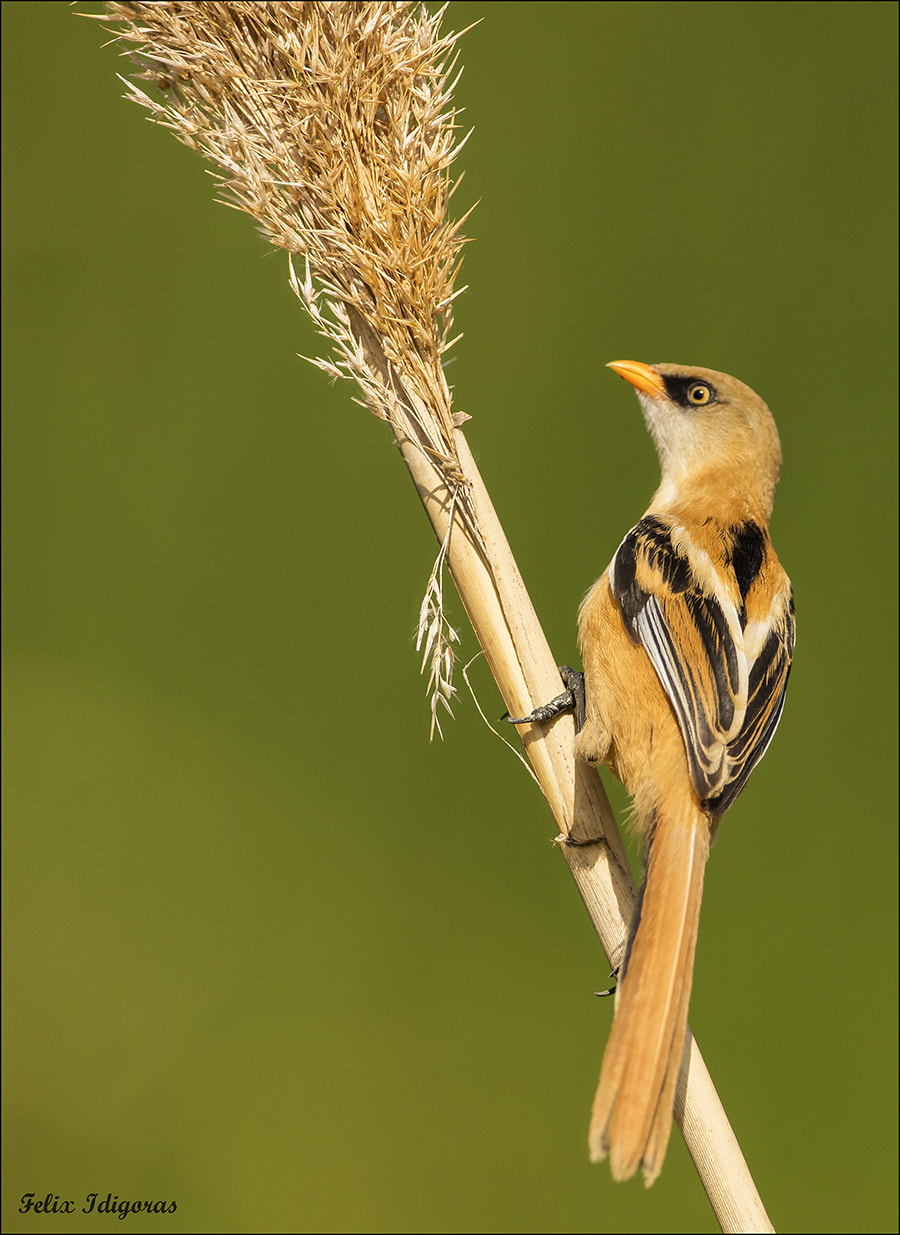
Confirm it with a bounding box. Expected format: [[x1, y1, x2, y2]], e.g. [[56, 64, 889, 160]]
[[661, 374, 719, 408]]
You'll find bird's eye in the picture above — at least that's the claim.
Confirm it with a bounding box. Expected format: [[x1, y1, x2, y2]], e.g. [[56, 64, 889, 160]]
[[687, 382, 712, 405]]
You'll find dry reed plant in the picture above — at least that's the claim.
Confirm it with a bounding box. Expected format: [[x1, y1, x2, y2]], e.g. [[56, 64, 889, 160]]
[[92, 4, 772, 1229]]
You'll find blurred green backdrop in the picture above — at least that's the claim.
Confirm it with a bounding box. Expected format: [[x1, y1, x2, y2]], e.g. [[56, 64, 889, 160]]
[[3, 2, 897, 1232]]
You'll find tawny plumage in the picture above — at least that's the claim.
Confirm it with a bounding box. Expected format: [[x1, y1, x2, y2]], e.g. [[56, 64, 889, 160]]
[[577, 361, 794, 1184]]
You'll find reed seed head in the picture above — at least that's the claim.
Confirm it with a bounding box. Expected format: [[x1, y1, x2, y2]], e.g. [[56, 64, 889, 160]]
[[98, 1, 477, 733]]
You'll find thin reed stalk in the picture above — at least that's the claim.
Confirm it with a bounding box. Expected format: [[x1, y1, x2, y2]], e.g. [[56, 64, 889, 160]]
[[91, 5, 773, 1229]]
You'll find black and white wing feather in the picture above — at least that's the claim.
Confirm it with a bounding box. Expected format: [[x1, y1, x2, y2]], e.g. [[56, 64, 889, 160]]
[[611, 515, 794, 816]]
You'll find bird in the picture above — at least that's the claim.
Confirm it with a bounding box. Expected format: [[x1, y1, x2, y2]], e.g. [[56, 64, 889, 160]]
[[514, 360, 795, 1184]]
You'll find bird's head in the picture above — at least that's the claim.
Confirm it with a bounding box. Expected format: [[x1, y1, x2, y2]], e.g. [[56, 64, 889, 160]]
[[607, 360, 783, 519]]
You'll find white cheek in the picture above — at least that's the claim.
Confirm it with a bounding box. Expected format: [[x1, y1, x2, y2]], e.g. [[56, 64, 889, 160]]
[[638, 395, 707, 478]]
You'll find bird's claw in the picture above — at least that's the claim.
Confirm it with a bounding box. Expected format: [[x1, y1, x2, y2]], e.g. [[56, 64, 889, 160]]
[[507, 666, 586, 732]]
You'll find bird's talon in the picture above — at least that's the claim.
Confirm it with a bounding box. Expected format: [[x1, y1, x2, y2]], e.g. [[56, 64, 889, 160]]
[[507, 667, 586, 731]]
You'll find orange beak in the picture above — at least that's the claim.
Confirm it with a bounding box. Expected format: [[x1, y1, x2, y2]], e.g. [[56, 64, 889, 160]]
[[607, 360, 666, 398]]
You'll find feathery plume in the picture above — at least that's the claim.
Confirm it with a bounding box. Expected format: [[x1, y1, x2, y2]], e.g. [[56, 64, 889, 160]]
[[102, 0, 476, 726]]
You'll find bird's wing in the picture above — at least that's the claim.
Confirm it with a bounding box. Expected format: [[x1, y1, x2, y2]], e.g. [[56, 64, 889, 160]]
[[610, 515, 794, 812]]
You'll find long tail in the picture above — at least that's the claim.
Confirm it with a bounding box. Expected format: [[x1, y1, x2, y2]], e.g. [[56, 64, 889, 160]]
[[588, 809, 710, 1185]]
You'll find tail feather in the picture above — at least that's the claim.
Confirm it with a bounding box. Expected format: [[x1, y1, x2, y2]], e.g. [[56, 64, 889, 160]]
[[588, 811, 709, 1184]]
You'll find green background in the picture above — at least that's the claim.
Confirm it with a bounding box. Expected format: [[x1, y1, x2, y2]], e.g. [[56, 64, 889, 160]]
[[3, 2, 897, 1231]]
